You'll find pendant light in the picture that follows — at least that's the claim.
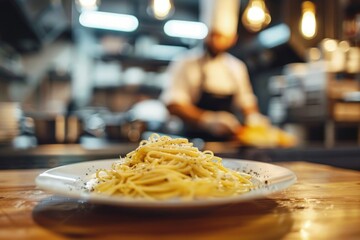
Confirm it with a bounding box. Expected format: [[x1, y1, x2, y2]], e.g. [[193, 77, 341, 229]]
[[75, 0, 100, 12], [147, 0, 175, 20], [242, 0, 271, 32], [300, 1, 317, 39]]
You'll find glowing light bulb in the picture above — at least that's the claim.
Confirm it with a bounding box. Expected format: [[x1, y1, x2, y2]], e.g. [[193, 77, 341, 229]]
[[148, 0, 174, 20], [300, 1, 317, 39], [242, 0, 271, 32], [247, 4, 265, 24], [75, 0, 100, 12]]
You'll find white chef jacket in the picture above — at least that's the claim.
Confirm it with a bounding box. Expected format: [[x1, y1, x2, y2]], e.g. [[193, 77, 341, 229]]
[[160, 48, 258, 111]]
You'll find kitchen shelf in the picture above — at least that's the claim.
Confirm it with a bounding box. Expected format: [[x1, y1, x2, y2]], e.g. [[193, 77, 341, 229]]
[[100, 53, 170, 71]]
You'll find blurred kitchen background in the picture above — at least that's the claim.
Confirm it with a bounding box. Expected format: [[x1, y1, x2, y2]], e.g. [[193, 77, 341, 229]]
[[0, 0, 359, 169]]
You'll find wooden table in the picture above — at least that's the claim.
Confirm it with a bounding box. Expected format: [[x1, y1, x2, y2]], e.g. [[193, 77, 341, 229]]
[[0, 161, 359, 240]]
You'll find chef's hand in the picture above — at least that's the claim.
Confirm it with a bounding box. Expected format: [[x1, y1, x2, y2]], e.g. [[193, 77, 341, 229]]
[[199, 111, 241, 136], [245, 112, 270, 128]]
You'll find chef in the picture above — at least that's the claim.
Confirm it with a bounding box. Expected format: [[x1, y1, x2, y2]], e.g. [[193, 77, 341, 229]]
[[160, 0, 268, 140]]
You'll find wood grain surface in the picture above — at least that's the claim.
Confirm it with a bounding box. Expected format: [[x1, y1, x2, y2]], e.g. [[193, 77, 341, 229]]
[[0, 162, 359, 240]]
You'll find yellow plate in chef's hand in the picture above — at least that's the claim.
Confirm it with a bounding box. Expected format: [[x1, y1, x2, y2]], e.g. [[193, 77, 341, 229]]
[[236, 126, 297, 148]]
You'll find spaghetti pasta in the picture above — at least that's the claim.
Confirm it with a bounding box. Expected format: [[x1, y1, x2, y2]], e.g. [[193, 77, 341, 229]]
[[88, 134, 254, 200]]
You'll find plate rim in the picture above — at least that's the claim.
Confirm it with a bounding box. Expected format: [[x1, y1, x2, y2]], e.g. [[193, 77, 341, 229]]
[[35, 158, 297, 208]]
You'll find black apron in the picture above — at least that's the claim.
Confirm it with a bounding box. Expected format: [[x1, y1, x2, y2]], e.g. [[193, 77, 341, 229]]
[[184, 55, 239, 141]]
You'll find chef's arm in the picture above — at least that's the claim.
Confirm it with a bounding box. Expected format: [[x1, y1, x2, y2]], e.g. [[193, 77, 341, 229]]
[[167, 103, 204, 126]]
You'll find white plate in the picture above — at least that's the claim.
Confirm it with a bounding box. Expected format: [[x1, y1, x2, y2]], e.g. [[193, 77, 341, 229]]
[[36, 159, 296, 209]]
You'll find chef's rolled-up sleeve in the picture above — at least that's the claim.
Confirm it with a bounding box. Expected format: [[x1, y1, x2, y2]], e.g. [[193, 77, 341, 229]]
[[160, 59, 193, 106]]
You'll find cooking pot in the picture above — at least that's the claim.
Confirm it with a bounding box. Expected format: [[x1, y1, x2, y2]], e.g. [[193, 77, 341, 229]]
[[29, 113, 82, 144]]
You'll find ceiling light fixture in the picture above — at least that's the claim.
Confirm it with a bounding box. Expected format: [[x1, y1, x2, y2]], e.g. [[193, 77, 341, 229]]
[[147, 0, 175, 20], [258, 24, 290, 48], [242, 0, 271, 32], [300, 1, 317, 39], [79, 11, 139, 32], [164, 20, 208, 39], [75, 0, 100, 12]]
